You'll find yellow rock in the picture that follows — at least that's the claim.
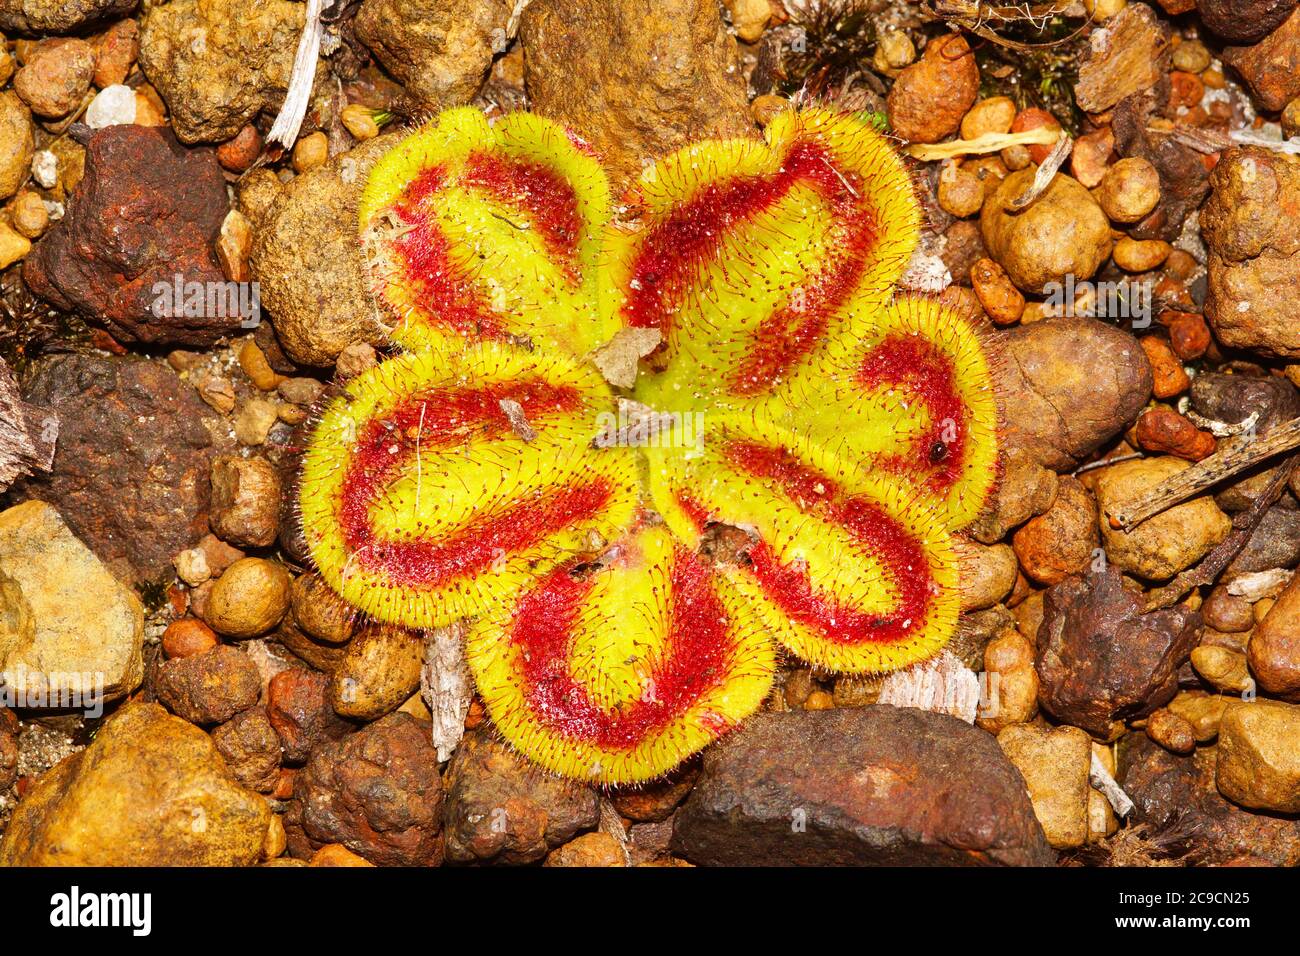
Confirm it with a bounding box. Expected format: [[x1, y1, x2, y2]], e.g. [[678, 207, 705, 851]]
[[0, 702, 271, 865], [998, 723, 1092, 849]]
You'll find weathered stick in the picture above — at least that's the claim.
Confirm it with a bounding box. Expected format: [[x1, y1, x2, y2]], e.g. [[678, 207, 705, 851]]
[[1105, 416, 1300, 531]]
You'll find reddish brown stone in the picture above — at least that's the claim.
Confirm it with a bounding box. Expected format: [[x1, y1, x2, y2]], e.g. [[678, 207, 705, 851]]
[[609, 761, 699, 823], [1135, 407, 1216, 460], [1221, 9, 1300, 110], [285, 712, 443, 866], [16, 353, 216, 583], [211, 706, 281, 793], [265, 666, 351, 764], [154, 644, 261, 725], [23, 125, 236, 347], [671, 708, 1054, 866], [1035, 567, 1201, 739], [886, 33, 980, 144], [1199, 0, 1297, 43]]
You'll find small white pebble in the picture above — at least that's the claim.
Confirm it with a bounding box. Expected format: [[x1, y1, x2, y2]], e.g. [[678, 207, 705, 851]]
[[86, 84, 137, 129], [31, 150, 58, 189], [43, 200, 64, 221]]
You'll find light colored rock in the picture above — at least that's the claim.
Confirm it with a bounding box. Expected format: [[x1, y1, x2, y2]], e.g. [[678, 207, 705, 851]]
[[998, 723, 1092, 849], [1216, 699, 1300, 813], [0, 500, 142, 707], [0, 702, 270, 865]]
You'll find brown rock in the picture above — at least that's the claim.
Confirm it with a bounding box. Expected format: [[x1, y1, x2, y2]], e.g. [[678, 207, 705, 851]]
[[286, 712, 443, 866], [442, 727, 599, 865], [1070, 128, 1114, 188], [155, 644, 262, 725], [24, 126, 235, 347], [211, 706, 281, 793], [519, 0, 754, 187], [329, 623, 423, 721], [1094, 458, 1232, 579], [1191, 645, 1253, 693], [216, 124, 262, 173], [0, 702, 269, 866], [290, 572, 357, 645], [970, 257, 1024, 324], [1191, 371, 1300, 510], [1120, 733, 1300, 865], [1134, 407, 1215, 460], [1110, 91, 1211, 242], [609, 762, 699, 822], [209, 455, 281, 549], [162, 618, 220, 659], [957, 540, 1017, 612], [1216, 699, 1300, 812], [1221, 9, 1300, 110], [997, 723, 1091, 849], [1073, 3, 1170, 113], [15, 353, 216, 583], [1012, 476, 1099, 586], [1139, 337, 1189, 398], [0, 92, 33, 201], [1199, 0, 1297, 41], [1166, 311, 1211, 360], [13, 38, 93, 118], [92, 18, 137, 88], [671, 707, 1055, 865], [1225, 506, 1300, 575], [976, 628, 1039, 732], [251, 135, 394, 366], [1167, 690, 1228, 741], [993, 318, 1152, 471], [275, 615, 349, 673], [1203, 586, 1255, 634], [1035, 566, 1201, 738], [203, 558, 291, 639], [308, 843, 373, 866], [1146, 707, 1197, 753], [138, 0, 312, 144], [0, 0, 134, 33], [266, 667, 351, 764], [968, 445, 1058, 543], [961, 96, 1016, 140], [981, 171, 1112, 293], [354, 0, 508, 110], [1247, 573, 1300, 697], [544, 831, 627, 867], [886, 32, 980, 144], [1201, 147, 1300, 357]]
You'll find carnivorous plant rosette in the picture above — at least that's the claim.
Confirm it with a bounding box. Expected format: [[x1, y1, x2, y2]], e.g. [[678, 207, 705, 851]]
[[298, 106, 1000, 784]]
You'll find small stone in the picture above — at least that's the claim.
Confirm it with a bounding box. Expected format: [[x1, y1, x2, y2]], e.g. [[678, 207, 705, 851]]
[[968, 445, 1058, 544], [277, 376, 324, 407], [1216, 699, 1300, 813], [975, 629, 1039, 733], [997, 723, 1091, 849], [0, 702, 269, 866], [330, 623, 424, 721], [1035, 566, 1201, 738], [194, 371, 236, 415], [203, 557, 291, 639], [1094, 457, 1231, 579], [1165, 311, 1211, 360], [937, 163, 984, 218], [161, 617, 220, 659], [1146, 706, 1197, 754], [544, 831, 627, 867], [1012, 476, 1099, 586], [216, 124, 262, 173], [1134, 407, 1215, 461], [285, 712, 443, 866], [291, 131, 328, 174], [956, 540, 1017, 612], [266, 667, 351, 764], [84, 83, 135, 128], [0, 500, 143, 705], [209, 455, 281, 549], [970, 257, 1024, 324], [1203, 586, 1255, 633], [9, 189, 48, 239], [871, 30, 915, 77], [1248, 573, 1300, 697], [1172, 38, 1212, 72], [14, 38, 94, 119], [217, 210, 253, 284], [211, 706, 281, 793], [1098, 157, 1161, 224], [1201, 0, 1298, 43], [290, 572, 357, 644], [1222, 9, 1300, 112], [0, 91, 33, 201], [1113, 237, 1170, 272], [885, 32, 980, 144], [609, 763, 699, 822], [982, 171, 1112, 293], [1009, 108, 1062, 164], [724, 0, 770, 42], [1167, 690, 1228, 741], [0, 221, 30, 269], [309, 843, 374, 866], [155, 644, 262, 725], [443, 726, 599, 865], [1070, 128, 1114, 188], [234, 398, 278, 446], [92, 18, 138, 88], [960, 96, 1016, 140], [262, 813, 287, 860]]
